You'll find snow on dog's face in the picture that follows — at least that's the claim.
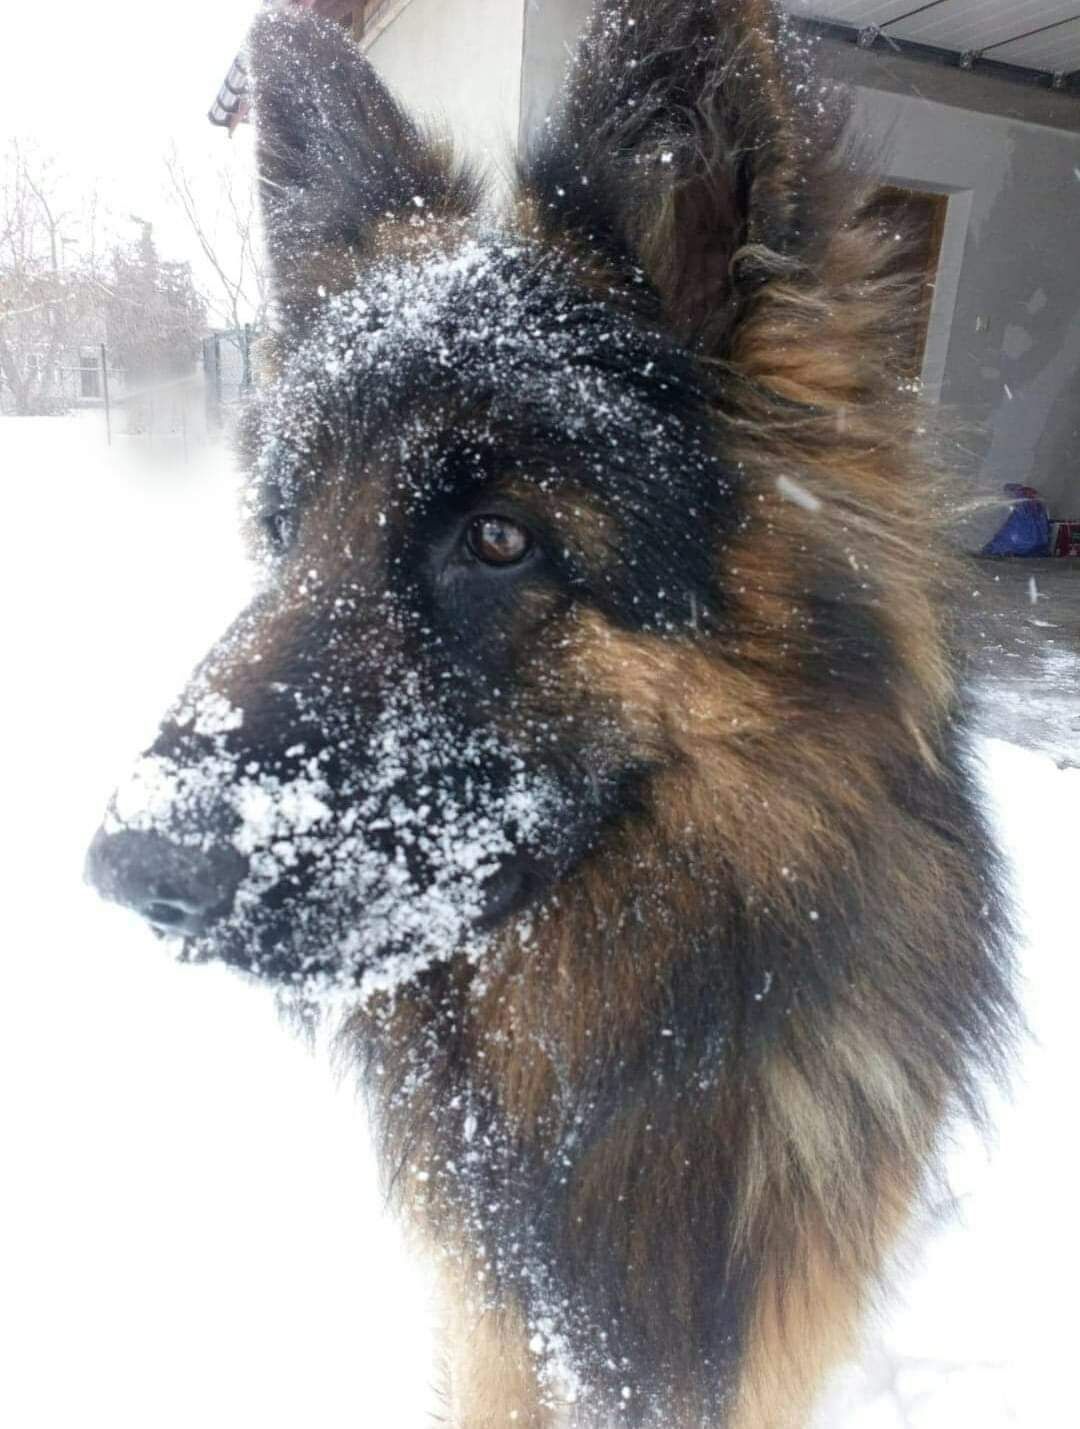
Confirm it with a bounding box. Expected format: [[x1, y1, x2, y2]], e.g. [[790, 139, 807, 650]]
[[86, 14, 735, 996]]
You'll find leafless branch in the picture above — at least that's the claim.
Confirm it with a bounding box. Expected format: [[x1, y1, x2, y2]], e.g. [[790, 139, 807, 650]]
[[164, 145, 267, 335]]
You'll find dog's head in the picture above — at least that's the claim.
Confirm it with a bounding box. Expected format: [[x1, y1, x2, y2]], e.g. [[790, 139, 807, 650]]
[[88, 3, 932, 998]]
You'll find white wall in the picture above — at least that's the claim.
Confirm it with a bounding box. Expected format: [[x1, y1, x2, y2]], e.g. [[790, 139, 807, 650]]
[[851, 84, 1080, 520], [366, 0, 526, 198], [519, 0, 586, 151]]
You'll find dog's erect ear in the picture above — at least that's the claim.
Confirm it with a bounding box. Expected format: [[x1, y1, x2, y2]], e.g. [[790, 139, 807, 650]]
[[247, 11, 480, 331], [521, 0, 847, 354]]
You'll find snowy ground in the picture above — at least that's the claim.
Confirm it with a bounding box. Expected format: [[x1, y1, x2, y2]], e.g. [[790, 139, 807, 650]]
[[1, 413, 1076, 1428]]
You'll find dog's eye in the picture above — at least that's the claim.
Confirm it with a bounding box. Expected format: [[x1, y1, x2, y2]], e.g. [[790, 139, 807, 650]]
[[262, 507, 291, 552], [466, 516, 533, 567]]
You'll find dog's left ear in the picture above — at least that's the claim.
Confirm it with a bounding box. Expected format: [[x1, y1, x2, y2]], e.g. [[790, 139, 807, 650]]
[[521, 0, 847, 355], [247, 11, 480, 331]]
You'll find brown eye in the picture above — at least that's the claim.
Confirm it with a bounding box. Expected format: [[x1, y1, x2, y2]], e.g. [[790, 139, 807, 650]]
[[466, 515, 533, 567]]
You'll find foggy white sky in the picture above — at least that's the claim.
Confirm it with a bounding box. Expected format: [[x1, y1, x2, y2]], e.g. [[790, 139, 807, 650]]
[[1, 0, 264, 317]]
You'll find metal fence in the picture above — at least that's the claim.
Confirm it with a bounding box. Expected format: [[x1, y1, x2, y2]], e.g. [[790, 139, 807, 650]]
[[202, 325, 256, 429], [0, 343, 125, 417], [2, 329, 260, 450]]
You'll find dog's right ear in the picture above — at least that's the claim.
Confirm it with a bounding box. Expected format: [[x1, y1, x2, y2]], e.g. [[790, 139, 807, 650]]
[[247, 11, 480, 332]]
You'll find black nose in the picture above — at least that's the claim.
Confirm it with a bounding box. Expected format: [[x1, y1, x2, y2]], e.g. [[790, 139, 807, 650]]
[[85, 828, 247, 937]]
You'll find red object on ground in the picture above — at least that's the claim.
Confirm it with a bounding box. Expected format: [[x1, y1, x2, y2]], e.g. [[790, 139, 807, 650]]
[[1050, 521, 1080, 557]]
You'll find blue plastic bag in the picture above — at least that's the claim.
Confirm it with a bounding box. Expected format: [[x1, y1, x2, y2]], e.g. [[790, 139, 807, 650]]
[[981, 487, 1050, 557]]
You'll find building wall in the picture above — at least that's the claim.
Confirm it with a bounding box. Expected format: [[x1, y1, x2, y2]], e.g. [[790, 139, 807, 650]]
[[519, 0, 587, 153], [365, 0, 526, 199], [516, 1, 1080, 524], [850, 82, 1080, 524]]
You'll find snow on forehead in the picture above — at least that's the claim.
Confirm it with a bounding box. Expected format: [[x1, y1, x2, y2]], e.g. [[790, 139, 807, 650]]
[[310, 234, 625, 377], [257, 233, 692, 487]]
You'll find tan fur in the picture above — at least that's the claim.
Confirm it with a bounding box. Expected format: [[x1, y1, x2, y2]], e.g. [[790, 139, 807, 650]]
[[252, 7, 1015, 1425], [729, 1208, 890, 1429], [437, 1270, 553, 1428]]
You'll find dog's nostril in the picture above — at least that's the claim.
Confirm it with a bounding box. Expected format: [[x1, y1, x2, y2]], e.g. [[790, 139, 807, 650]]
[[144, 899, 194, 930]]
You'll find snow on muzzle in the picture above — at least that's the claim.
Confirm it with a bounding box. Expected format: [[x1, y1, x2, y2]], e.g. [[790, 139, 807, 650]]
[[85, 681, 567, 996]]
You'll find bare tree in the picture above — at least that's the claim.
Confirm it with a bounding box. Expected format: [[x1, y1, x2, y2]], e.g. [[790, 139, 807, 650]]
[[0, 140, 103, 415], [106, 219, 205, 384], [164, 146, 268, 338]]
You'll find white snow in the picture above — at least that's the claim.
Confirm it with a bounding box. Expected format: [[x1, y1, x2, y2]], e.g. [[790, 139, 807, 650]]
[[1, 413, 1076, 1428], [776, 473, 824, 513], [0, 415, 435, 1429]]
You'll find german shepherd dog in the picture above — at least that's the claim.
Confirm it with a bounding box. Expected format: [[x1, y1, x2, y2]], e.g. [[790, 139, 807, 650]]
[[87, 2, 1017, 1424]]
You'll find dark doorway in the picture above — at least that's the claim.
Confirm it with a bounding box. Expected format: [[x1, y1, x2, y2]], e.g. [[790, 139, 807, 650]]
[[865, 185, 950, 386]]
